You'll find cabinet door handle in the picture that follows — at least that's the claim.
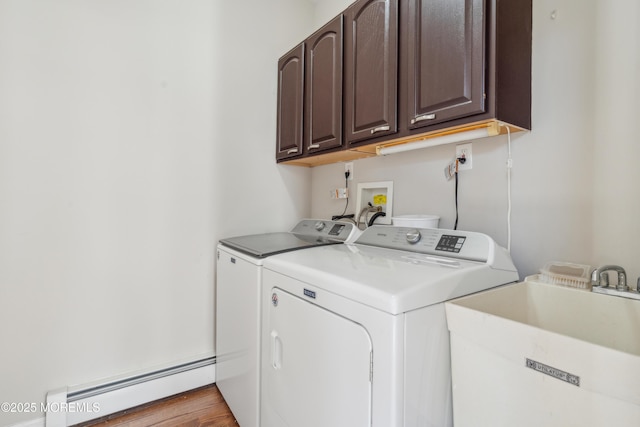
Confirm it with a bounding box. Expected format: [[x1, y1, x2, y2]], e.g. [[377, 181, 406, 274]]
[[287, 148, 299, 154], [410, 113, 436, 124], [370, 125, 390, 134], [308, 144, 320, 149]]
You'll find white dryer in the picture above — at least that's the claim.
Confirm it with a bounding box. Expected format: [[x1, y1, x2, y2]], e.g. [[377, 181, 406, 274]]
[[261, 225, 518, 427], [216, 219, 359, 427]]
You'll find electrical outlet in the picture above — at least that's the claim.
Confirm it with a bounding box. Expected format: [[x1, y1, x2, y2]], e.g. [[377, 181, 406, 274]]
[[444, 159, 457, 181], [456, 143, 473, 171], [344, 162, 354, 180], [330, 188, 349, 199]]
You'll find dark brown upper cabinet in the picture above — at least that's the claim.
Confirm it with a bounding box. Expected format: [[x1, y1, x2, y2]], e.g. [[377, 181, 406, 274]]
[[276, 43, 305, 161], [305, 15, 344, 155], [344, 0, 398, 146], [276, 0, 531, 166], [405, 0, 485, 130]]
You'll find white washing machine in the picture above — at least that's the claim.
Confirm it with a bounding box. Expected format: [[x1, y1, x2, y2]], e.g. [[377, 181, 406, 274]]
[[216, 219, 359, 427], [260, 225, 519, 427]]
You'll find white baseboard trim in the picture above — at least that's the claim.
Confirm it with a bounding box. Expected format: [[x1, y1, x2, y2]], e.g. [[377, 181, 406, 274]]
[[8, 417, 45, 427], [42, 357, 215, 427]]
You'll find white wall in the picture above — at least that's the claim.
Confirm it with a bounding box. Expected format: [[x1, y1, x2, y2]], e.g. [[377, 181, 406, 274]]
[[592, 0, 640, 283], [311, 0, 640, 281], [0, 0, 313, 425], [211, 1, 313, 238], [1, 0, 636, 424], [311, 0, 351, 27]]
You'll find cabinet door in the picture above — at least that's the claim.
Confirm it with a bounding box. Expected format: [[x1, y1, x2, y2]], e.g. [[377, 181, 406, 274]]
[[406, 0, 485, 130], [344, 0, 398, 145], [305, 15, 343, 154], [276, 43, 304, 161]]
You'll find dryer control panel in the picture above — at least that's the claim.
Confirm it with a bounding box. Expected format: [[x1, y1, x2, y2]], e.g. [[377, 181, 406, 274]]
[[290, 219, 359, 242], [354, 226, 492, 263]]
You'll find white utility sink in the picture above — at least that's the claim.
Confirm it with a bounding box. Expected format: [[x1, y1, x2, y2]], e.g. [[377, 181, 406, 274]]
[[446, 280, 640, 427]]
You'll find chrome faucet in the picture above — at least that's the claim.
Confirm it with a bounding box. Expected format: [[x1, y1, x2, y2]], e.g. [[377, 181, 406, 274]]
[[591, 265, 628, 291]]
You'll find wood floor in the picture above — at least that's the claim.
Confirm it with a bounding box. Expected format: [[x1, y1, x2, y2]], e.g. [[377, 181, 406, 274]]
[[74, 384, 238, 427]]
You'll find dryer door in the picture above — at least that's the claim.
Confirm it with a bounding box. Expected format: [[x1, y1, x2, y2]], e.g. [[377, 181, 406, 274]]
[[263, 287, 373, 427]]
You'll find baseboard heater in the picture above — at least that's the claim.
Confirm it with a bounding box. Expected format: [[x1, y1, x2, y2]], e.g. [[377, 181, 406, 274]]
[[45, 356, 216, 427]]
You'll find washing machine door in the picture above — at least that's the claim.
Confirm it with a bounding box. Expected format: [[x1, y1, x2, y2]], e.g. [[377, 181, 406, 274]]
[[262, 287, 373, 427]]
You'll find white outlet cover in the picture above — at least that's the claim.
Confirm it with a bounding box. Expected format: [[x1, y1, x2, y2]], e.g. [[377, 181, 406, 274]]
[[455, 143, 472, 171]]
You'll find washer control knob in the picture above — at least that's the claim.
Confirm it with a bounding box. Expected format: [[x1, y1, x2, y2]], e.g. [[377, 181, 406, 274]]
[[406, 229, 422, 244], [314, 221, 326, 231]]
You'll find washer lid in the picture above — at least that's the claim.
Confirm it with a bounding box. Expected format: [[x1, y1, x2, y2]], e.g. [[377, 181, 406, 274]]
[[263, 237, 518, 315], [219, 232, 340, 258], [219, 219, 358, 258]]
